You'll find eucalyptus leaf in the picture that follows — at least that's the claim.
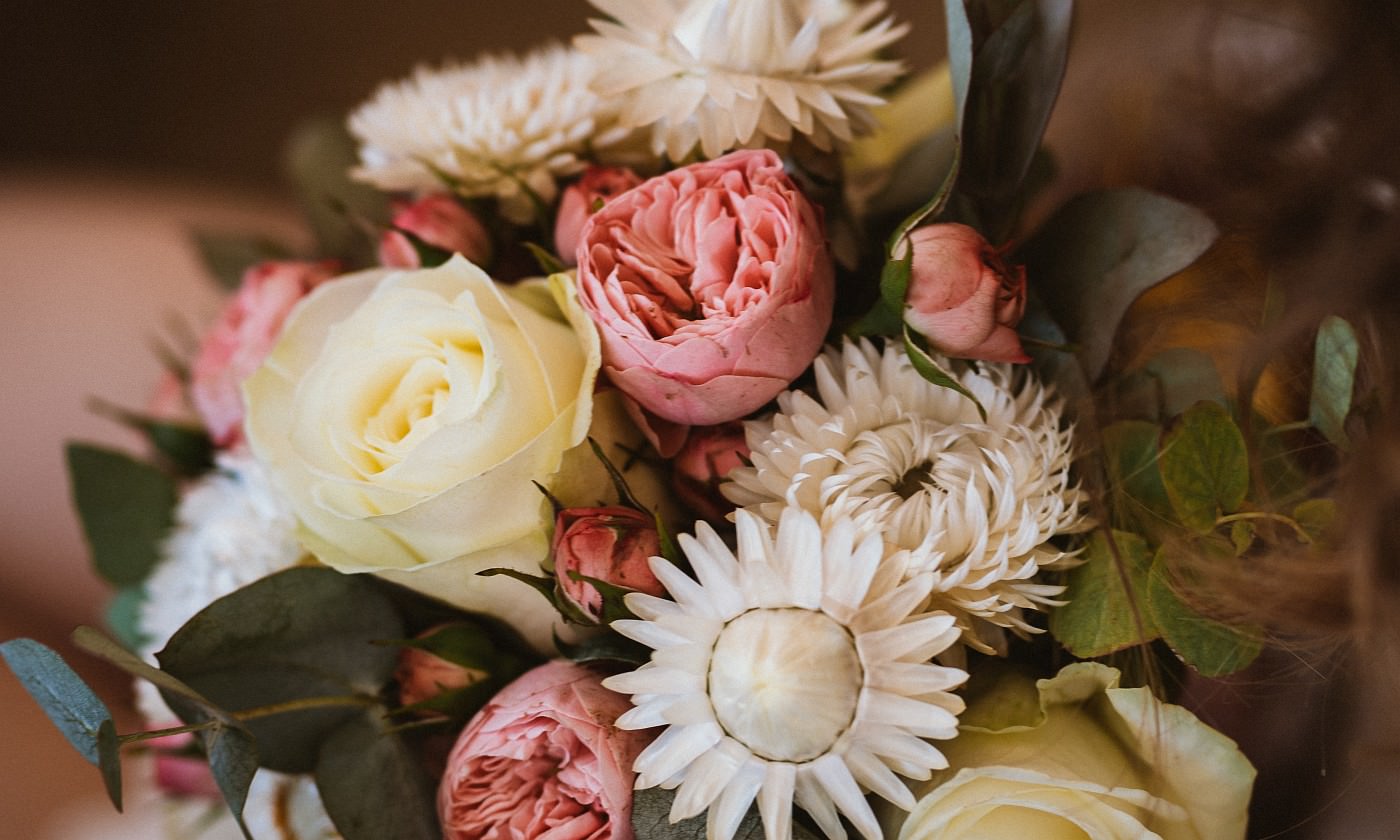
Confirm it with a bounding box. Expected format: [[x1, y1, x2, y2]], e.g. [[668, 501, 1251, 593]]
[[0, 638, 113, 765], [190, 230, 293, 290], [1147, 551, 1261, 677], [283, 116, 390, 266], [72, 625, 223, 716], [97, 718, 123, 811], [632, 787, 820, 840], [1158, 401, 1249, 533], [157, 568, 404, 773], [67, 443, 177, 587], [1049, 530, 1158, 657], [1018, 289, 1090, 413], [1017, 189, 1219, 380], [553, 629, 651, 667], [1309, 315, 1359, 449], [315, 713, 439, 840], [204, 723, 259, 840], [104, 586, 149, 654]]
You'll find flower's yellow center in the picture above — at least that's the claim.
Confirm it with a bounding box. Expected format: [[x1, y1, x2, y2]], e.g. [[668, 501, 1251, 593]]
[[707, 607, 861, 762]]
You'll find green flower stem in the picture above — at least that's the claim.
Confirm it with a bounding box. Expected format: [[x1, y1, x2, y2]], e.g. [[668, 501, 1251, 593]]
[[1215, 511, 1312, 544], [119, 720, 216, 744], [233, 694, 380, 722]]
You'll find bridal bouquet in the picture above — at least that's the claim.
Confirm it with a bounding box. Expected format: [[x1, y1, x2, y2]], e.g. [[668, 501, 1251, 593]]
[[7, 1, 1361, 838]]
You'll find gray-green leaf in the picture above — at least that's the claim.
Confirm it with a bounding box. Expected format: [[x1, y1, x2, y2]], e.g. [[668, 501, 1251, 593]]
[[315, 713, 439, 840], [0, 638, 113, 765], [1309, 315, 1359, 449], [632, 787, 820, 840]]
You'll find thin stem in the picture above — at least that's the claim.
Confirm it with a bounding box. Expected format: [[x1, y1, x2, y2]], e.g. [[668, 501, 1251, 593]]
[[119, 720, 216, 744], [1216, 511, 1312, 544], [233, 694, 380, 722]]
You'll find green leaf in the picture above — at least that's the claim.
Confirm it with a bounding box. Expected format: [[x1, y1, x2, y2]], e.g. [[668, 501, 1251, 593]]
[[283, 116, 390, 266], [105, 586, 149, 653], [88, 399, 215, 477], [72, 626, 221, 714], [204, 723, 259, 839], [315, 713, 439, 840], [1049, 530, 1158, 657], [632, 787, 821, 840], [1309, 315, 1359, 449], [522, 241, 568, 275], [902, 327, 987, 420], [846, 296, 905, 338], [97, 718, 123, 811], [1018, 189, 1219, 380], [878, 252, 913, 313], [1158, 401, 1249, 532], [1102, 421, 1174, 534], [67, 444, 177, 587], [1147, 551, 1260, 676], [1292, 498, 1336, 545], [1018, 289, 1090, 414], [553, 629, 651, 668], [157, 568, 404, 773], [392, 623, 500, 672], [0, 638, 113, 765], [395, 228, 453, 268], [190, 230, 293, 290], [1229, 520, 1256, 556], [477, 567, 596, 625]]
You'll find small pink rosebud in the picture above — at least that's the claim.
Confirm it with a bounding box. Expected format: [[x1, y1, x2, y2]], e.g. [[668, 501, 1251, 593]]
[[904, 223, 1030, 364], [672, 423, 750, 522], [552, 506, 664, 621], [395, 625, 488, 709], [379, 194, 492, 269], [148, 730, 221, 799], [554, 166, 643, 266]]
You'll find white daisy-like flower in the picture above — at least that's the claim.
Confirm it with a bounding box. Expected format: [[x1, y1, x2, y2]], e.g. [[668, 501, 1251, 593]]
[[604, 507, 967, 840], [724, 338, 1090, 654], [576, 0, 909, 160], [159, 772, 340, 840], [348, 44, 629, 222]]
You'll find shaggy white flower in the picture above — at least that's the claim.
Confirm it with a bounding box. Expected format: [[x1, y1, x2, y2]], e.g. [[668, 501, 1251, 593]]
[[724, 339, 1089, 654], [576, 0, 908, 160], [349, 44, 629, 222], [605, 508, 966, 840]]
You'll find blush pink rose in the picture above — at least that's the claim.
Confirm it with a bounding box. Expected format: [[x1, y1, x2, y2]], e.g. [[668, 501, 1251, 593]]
[[190, 260, 338, 446], [439, 661, 652, 840], [552, 507, 664, 621], [379, 193, 492, 269], [396, 624, 488, 710], [555, 166, 644, 266], [148, 730, 221, 799], [671, 422, 749, 522], [575, 149, 834, 426], [904, 223, 1030, 364]]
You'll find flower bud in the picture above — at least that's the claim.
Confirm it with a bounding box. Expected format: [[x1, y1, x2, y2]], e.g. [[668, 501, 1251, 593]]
[[553, 166, 643, 266], [552, 506, 663, 621], [904, 223, 1030, 363], [379, 194, 492, 269], [149, 730, 221, 799], [395, 624, 488, 709], [673, 423, 750, 522]]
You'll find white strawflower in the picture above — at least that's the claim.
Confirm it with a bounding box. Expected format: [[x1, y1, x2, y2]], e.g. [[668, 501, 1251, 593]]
[[724, 338, 1089, 654], [605, 508, 966, 840], [348, 44, 629, 222], [576, 0, 908, 160], [160, 773, 339, 840]]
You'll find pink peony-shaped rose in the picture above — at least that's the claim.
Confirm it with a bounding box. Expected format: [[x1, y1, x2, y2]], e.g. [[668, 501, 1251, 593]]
[[575, 149, 834, 426], [904, 223, 1030, 363], [190, 260, 338, 446], [555, 166, 644, 266], [379, 193, 492, 269], [672, 422, 749, 522], [552, 506, 664, 621], [439, 661, 651, 840]]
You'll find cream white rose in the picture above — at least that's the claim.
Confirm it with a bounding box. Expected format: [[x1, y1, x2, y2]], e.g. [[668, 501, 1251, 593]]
[[243, 255, 604, 648], [884, 663, 1255, 840]]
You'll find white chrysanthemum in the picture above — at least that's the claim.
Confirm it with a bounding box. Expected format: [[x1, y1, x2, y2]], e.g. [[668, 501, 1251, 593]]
[[349, 44, 629, 222], [136, 449, 306, 721], [724, 338, 1090, 654], [604, 508, 967, 840], [576, 0, 908, 160]]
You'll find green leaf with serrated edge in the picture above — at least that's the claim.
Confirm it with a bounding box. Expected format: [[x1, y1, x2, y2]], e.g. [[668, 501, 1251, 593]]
[[204, 723, 258, 840], [315, 713, 439, 840], [97, 718, 123, 811], [902, 326, 988, 420], [1230, 520, 1256, 556], [878, 251, 913, 313], [1310, 315, 1359, 449], [1049, 530, 1158, 657], [0, 638, 113, 765], [1159, 401, 1249, 533], [1292, 498, 1336, 545], [1017, 189, 1218, 381], [283, 116, 390, 267], [67, 444, 177, 587], [522, 241, 568, 275], [157, 568, 403, 773], [1102, 421, 1174, 535], [1147, 551, 1260, 677], [105, 586, 149, 653], [190, 230, 293, 290], [553, 629, 651, 667], [632, 787, 822, 840]]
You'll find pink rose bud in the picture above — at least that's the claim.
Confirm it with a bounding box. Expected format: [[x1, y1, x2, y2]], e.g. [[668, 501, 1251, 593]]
[[439, 660, 653, 840], [190, 260, 338, 446], [553, 507, 664, 621], [378, 193, 492, 269], [576, 149, 835, 426], [148, 730, 221, 799], [671, 423, 750, 522], [395, 625, 488, 709], [904, 223, 1031, 363], [554, 166, 643, 266]]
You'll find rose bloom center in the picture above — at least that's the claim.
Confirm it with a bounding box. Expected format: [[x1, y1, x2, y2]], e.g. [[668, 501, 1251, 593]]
[[707, 608, 862, 762]]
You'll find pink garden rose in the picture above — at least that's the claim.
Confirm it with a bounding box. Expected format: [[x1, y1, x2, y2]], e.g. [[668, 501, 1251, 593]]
[[555, 166, 644, 266], [904, 223, 1030, 363], [439, 661, 652, 840], [552, 506, 664, 621], [190, 260, 338, 446], [379, 193, 492, 269], [671, 422, 749, 522], [395, 625, 488, 709], [575, 149, 834, 426]]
